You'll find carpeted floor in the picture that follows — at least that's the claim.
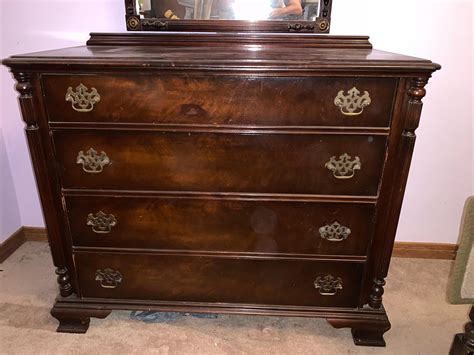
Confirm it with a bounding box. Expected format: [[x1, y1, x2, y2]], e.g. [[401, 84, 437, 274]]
[[0, 241, 470, 354]]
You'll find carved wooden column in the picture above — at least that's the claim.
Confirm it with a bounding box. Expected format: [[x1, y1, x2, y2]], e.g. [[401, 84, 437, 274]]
[[12, 72, 73, 297], [368, 278, 385, 309], [368, 77, 430, 309]]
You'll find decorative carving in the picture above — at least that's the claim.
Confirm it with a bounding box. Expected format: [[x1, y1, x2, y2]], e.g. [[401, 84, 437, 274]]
[[127, 16, 141, 30], [321, 0, 331, 17], [319, 221, 351, 242], [123, 0, 332, 33], [95, 269, 123, 289], [370, 77, 431, 312], [325, 153, 361, 179], [288, 23, 315, 32], [314, 275, 343, 296], [76, 148, 110, 173], [404, 77, 429, 136], [13, 72, 37, 130], [368, 278, 385, 309], [55, 268, 73, 297], [13, 73, 75, 298], [334, 87, 372, 116], [87, 211, 117, 234], [125, 0, 136, 15], [65, 83, 101, 112], [317, 19, 330, 31], [142, 18, 169, 30]]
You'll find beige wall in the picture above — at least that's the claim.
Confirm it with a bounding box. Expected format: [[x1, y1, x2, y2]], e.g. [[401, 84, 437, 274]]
[[333, 0, 473, 243]]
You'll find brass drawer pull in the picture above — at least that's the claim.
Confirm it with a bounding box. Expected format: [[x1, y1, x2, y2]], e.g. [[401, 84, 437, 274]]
[[325, 153, 361, 179], [65, 83, 101, 112], [77, 148, 110, 173], [87, 211, 117, 234], [319, 221, 351, 242], [95, 268, 122, 289], [314, 275, 343, 296], [334, 87, 371, 116]]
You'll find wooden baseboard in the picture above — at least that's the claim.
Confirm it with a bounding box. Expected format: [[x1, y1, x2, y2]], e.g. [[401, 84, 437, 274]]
[[0, 227, 27, 263], [392, 242, 458, 260], [0, 226, 458, 262], [22, 226, 48, 242], [0, 226, 48, 263]]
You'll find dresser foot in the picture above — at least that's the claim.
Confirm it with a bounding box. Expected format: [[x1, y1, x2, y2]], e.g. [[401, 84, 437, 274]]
[[327, 308, 391, 347], [50, 304, 111, 334], [351, 327, 388, 347], [449, 306, 474, 355]]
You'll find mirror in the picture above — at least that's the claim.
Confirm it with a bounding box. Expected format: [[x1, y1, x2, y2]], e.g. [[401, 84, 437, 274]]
[[125, 0, 332, 33], [142, 0, 321, 21]]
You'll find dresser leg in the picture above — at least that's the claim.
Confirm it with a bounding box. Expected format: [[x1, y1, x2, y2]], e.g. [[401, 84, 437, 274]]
[[50, 303, 111, 334], [351, 326, 389, 347], [327, 308, 391, 347], [449, 306, 474, 355]]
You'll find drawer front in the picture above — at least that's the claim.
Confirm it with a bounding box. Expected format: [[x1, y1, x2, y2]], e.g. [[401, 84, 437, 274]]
[[67, 196, 375, 256], [54, 130, 387, 196], [43, 74, 396, 127], [75, 252, 363, 307]]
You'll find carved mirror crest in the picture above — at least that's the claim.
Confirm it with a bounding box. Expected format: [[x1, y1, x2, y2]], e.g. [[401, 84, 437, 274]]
[[125, 0, 332, 33]]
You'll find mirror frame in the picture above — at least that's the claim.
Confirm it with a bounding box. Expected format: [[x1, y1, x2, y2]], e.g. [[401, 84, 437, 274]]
[[125, 0, 332, 33]]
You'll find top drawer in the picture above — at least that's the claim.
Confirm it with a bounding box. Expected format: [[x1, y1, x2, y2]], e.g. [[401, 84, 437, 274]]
[[42, 74, 396, 127]]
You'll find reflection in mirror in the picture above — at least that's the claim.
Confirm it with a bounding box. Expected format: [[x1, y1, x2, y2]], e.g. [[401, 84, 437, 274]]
[[137, 0, 321, 21]]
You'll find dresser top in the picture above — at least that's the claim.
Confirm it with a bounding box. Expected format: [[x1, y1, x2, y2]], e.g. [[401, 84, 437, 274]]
[[3, 33, 440, 74]]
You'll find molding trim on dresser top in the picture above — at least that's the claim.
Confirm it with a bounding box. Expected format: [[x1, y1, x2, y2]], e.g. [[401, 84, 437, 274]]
[[2, 32, 440, 347]]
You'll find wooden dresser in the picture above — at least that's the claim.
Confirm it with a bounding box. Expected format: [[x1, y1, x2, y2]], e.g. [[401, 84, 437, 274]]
[[3, 32, 440, 346]]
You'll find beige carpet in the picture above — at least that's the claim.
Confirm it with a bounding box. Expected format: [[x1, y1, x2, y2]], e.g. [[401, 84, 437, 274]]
[[0, 241, 470, 354]]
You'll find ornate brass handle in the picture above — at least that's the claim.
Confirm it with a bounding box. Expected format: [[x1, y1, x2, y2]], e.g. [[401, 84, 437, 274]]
[[334, 87, 371, 116], [319, 222, 351, 242], [87, 211, 117, 234], [325, 153, 361, 179], [95, 268, 122, 289], [65, 83, 101, 112], [77, 148, 110, 173], [314, 275, 343, 296]]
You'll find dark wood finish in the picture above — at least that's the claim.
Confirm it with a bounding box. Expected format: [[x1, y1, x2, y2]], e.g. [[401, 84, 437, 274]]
[[74, 252, 363, 307], [51, 296, 390, 327], [124, 0, 333, 33], [43, 75, 395, 127], [368, 278, 385, 309], [450, 306, 474, 355], [11, 72, 76, 297], [66, 195, 375, 256], [53, 130, 387, 195], [327, 309, 391, 346], [86, 33, 373, 49], [3, 34, 439, 73], [2, 33, 440, 346], [50, 304, 111, 333], [3, 225, 459, 261], [362, 77, 432, 310]]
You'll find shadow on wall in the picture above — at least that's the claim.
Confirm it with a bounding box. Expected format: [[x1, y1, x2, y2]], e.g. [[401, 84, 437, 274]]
[[0, 128, 22, 241]]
